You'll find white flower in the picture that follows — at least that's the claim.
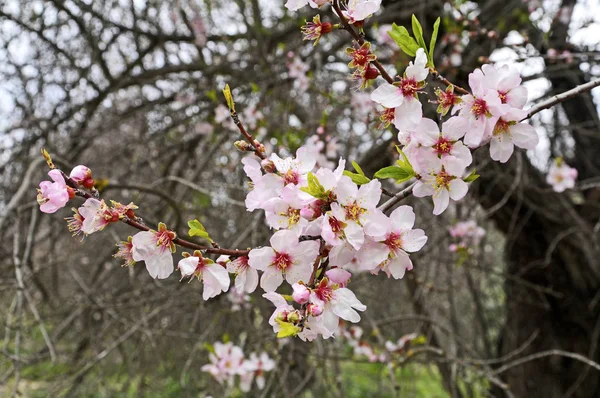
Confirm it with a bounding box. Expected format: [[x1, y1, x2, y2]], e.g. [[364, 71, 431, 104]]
[[489, 110, 539, 163], [371, 48, 429, 131], [226, 256, 258, 294], [178, 255, 230, 300], [131, 223, 175, 279]]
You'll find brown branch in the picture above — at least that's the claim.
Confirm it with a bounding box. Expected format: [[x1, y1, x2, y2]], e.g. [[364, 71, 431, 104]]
[[524, 79, 600, 120], [331, 0, 394, 84], [431, 70, 470, 95]]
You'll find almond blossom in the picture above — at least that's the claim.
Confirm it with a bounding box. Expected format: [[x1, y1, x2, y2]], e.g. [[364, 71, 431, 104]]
[[489, 110, 539, 163], [477, 64, 528, 112], [225, 256, 258, 294], [240, 352, 276, 392], [547, 159, 578, 192], [331, 176, 387, 243], [361, 206, 428, 279], [456, 67, 509, 147], [248, 229, 320, 292], [201, 342, 245, 385], [178, 252, 230, 300], [343, 0, 382, 24], [308, 277, 367, 336], [413, 151, 469, 215], [131, 223, 176, 279], [371, 48, 429, 131], [284, 0, 320, 12], [37, 170, 73, 214], [413, 116, 472, 171]]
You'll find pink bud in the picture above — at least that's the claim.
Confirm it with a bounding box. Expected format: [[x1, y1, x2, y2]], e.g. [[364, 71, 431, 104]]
[[69, 165, 94, 188], [300, 206, 316, 220], [292, 283, 310, 304], [316, 126, 325, 135], [326, 268, 351, 287], [307, 302, 323, 316], [261, 159, 276, 173]]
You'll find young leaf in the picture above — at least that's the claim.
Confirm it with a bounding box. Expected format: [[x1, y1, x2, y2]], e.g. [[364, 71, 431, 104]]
[[188, 219, 213, 242], [388, 23, 419, 57], [222, 84, 235, 111], [351, 161, 366, 176], [374, 166, 414, 183], [411, 15, 428, 56], [395, 146, 415, 175], [275, 319, 300, 338], [300, 172, 328, 199], [463, 169, 480, 183], [429, 17, 441, 67], [343, 170, 371, 185]]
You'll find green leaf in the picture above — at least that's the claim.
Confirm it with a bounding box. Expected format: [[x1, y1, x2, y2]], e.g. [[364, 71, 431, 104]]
[[463, 169, 480, 183], [411, 15, 428, 56], [300, 172, 328, 199], [275, 319, 300, 338], [374, 166, 414, 183], [188, 219, 213, 243], [206, 90, 217, 103], [429, 17, 441, 68], [343, 170, 371, 185], [395, 146, 415, 176], [203, 343, 215, 354], [388, 23, 419, 57], [222, 84, 235, 111], [351, 161, 366, 176]]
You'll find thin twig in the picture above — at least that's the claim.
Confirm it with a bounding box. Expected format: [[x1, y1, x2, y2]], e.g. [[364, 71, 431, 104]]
[[378, 181, 417, 213], [524, 79, 600, 120]]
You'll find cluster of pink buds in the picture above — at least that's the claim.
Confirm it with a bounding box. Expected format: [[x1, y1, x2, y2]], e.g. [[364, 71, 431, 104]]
[[201, 342, 275, 393]]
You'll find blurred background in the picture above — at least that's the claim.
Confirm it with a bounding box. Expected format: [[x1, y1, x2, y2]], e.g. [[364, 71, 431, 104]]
[[1, 0, 600, 396]]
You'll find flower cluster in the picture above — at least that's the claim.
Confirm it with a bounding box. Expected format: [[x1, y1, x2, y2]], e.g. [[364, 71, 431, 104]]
[[370, 50, 539, 214], [201, 342, 275, 393], [240, 142, 427, 339]]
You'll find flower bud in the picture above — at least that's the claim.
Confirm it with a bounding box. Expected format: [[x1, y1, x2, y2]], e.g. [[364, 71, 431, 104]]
[[286, 310, 301, 324], [234, 140, 252, 152], [292, 283, 310, 304], [307, 302, 323, 317], [300, 206, 316, 221], [364, 66, 379, 81], [70, 165, 94, 189], [261, 159, 276, 173]]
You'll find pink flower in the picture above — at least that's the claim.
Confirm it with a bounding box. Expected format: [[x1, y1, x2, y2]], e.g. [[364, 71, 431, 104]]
[[262, 292, 299, 333], [78, 198, 113, 235], [248, 229, 320, 292], [412, 151, 469, 215], [69, 165, 94, 188], [37, 170, 73, 214], [489, 110, 539, 163], [371, 48, 429, 131], [309, 277, 366, 336], [201, 342, 245, 385], [178, 253, 230, 300], [226, 256, 258, 294], [456, 66, 510, 147], [131, 223, 176, 279], [325, 268, 352, 287], [361, 206, 428, 279], [414, 117, 472, 171], [477, 64, 528, 111], [343, 0, 382, 24], [240, 352, 276, 391], [547, 159, 578, 192], [330, 176, 388, 243]]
